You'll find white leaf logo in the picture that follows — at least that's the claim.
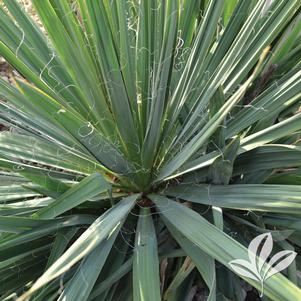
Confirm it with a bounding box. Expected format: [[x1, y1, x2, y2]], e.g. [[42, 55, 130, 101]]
[[229, 232, 297, 297]]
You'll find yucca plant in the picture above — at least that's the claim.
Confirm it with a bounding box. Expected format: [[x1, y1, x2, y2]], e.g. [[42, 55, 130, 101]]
[[0, 0, 301, 300]]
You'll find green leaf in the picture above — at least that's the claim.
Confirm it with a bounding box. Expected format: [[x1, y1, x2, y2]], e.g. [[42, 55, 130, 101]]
[[158, 77, 253, 181], [76, 0, 140, 157], [241, 113, 301, 151], [89, 258, 133, 300], [223, 0, 239, 25], [163, 256, 195, 301], [45, 228, 78, 269], [0, 215, 94, 252], [208, 136, 240, 185], [17, 194, 139, 301], [142, 0, 178, 170], [165, 224, 216, 301], [0, 216, 50, 233], [150, 195, 301, 301], [33, 173, 110, 219], [58, 227, 119, 301], [133, 208, 161, 301], [32, 0, 114, 131], [164, 184, 301, 214]]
